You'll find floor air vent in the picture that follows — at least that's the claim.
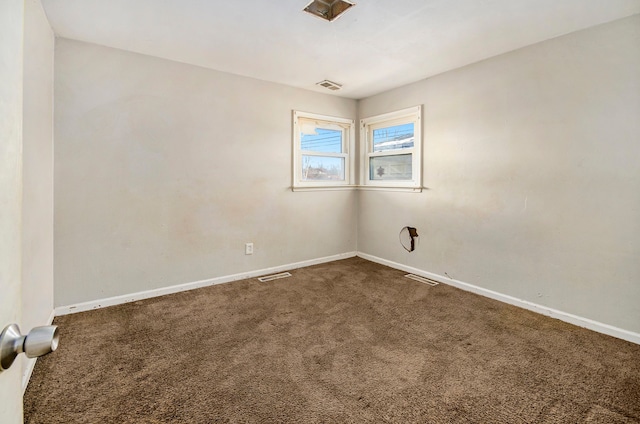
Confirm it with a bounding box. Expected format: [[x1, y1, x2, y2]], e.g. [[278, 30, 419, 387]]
[[405, 274, 439, 286], [258, 272, 292, 282]]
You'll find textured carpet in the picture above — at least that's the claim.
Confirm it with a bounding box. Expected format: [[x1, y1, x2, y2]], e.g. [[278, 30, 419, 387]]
[[24, 257, 640, 423]]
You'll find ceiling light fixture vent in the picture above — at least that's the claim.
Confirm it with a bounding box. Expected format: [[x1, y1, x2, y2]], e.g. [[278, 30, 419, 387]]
[[316, 79, 342, 91], [303, 0, 355, 22]]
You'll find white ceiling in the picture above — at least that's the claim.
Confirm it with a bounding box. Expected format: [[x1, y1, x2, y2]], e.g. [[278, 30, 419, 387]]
[[41, 0, 640, 99]]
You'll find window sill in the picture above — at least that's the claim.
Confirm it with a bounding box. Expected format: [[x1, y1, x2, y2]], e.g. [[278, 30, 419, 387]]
[[291, 185, 422, 192], [291, 185, 358, 192], [358, 186, 423, 193]]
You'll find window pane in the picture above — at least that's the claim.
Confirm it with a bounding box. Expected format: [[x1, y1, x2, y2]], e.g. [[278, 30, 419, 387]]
[[370, 154, 412, 180], [302, 156, 345, 181], [372, 123, 414, 152], [300, 126, 343, 153]]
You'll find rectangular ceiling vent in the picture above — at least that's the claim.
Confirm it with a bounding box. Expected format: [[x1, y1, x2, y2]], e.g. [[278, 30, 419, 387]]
[[316, 79, 342, 91], [304, 0, 355, 22]]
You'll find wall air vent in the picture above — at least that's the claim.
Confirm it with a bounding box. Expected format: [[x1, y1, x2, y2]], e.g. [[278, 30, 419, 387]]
[[316, 80, 343, 91], [304, 0, 355, 22]]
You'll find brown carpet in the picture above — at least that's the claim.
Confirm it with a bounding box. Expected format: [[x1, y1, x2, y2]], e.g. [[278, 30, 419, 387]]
[[24, 257, 640, 423]]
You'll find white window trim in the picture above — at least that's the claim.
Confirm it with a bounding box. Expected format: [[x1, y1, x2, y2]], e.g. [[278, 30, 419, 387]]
[[360, 105, 422, 192], [292, 110, 355, 191]]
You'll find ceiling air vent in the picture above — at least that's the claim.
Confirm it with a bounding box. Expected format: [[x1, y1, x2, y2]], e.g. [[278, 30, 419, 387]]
[[303, 0, 355, 22], [316, 80, 342, 91]]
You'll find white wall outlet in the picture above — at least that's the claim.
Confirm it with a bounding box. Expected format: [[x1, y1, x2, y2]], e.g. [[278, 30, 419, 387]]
[[245, 243, 254, 255]]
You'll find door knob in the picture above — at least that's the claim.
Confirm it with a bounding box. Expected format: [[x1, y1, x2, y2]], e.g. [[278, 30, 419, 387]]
[[0, 324, 59, 372]]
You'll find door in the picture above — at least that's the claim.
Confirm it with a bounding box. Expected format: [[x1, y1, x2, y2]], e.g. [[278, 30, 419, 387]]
[[1, 1, 25, 422]]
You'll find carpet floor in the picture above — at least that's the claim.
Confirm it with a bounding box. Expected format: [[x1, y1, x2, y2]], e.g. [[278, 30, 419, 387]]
[[24, 257, 640, 423]]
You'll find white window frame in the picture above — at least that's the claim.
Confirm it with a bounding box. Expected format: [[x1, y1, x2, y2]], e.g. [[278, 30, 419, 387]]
[[360, 105, 422, 192], [292, 110, 355, 191]]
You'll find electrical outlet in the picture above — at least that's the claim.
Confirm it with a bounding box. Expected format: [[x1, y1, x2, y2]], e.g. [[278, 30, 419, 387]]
[[245, 243, 253, 255]]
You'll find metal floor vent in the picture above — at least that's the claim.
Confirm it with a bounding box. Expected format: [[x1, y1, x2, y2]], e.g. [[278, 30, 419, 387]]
[[405, 274, 439, 286], [258, 272, 292, 282]]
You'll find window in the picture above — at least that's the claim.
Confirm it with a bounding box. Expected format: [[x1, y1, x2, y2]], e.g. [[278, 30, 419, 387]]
[[293, 111, 355, 190], [360, 105, 422, 191]]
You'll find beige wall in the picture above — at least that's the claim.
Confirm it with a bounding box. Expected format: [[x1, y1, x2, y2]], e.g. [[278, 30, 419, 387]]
[[54, 16, 639, 336], [21, 0, 55, 387], [0, 1, 25, 422], [54, 39, 358, 306], [358, 15, 640, 333]]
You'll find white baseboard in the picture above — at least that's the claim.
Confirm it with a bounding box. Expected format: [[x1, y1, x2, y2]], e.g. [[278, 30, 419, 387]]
[[22, 308, 56, 394], [52, 250, 639, 346], [54, 252, 357, 316], [357, 252, 640, 345]]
